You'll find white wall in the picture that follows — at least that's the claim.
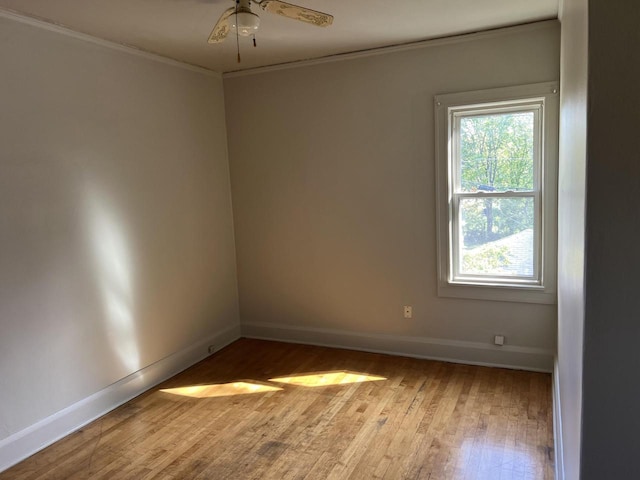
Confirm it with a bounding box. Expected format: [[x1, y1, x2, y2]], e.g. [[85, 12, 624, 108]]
[[556, 0, 587, 478], [224, 21, 560, 371], [0, 13, 239, 467]]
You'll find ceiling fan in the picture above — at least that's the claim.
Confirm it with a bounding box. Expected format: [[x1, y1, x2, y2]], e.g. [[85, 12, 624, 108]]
[[208, 0, 334, 44]]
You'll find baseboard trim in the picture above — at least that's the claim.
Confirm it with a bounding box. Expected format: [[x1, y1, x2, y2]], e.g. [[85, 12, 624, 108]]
[[0, 323, 241, 474], [553, 358, 565, 480], [242, 322, 553, 372]]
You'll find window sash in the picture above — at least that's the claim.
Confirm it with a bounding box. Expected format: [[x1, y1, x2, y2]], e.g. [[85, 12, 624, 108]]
[[451, 104, 542, 195], [448, 103, 543, 286], [450, 192, 542, 285]]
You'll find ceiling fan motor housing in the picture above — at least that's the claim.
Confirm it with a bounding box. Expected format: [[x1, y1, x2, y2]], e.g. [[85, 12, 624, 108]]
[[230, 7, 260, 37], [232, 1, 260, 36]]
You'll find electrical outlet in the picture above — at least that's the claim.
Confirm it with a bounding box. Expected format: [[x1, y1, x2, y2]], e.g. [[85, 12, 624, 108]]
[[403, 306, 413, 319], [208, 345, 216, 354], [494, 335, 505, 346]]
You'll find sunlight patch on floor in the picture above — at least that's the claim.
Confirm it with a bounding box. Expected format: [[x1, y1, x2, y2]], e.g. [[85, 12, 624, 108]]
[[269, 371, 387, 387], [161, 381, 283, 398]]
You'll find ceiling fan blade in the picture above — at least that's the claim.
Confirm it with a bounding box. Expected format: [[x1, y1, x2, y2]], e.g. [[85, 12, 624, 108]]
[[259, 0, 333, 27], [208, 7, 236, 43]]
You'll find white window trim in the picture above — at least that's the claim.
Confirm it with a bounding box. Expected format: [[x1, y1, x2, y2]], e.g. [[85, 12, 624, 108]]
[[435, 82, 558, 304]]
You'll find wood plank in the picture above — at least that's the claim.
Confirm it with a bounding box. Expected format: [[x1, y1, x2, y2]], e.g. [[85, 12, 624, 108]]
[[1, 339, 554, 479]]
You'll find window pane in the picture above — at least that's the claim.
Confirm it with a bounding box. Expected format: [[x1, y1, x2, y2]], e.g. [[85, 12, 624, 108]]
[[459, 111, 534, 193], [459, 197, 534, 277]]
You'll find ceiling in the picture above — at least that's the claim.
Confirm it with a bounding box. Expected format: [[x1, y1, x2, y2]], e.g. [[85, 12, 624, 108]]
[[0, 0, 558, 73]]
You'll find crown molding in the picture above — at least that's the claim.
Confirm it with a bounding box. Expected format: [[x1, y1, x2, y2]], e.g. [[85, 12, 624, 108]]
[[0, 7, 558, 84], [224, 18, 558, 78], [0, 7, 222, 78]]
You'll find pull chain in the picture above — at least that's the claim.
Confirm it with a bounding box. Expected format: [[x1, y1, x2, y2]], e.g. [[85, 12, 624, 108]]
[[235, 0, 241, 62]]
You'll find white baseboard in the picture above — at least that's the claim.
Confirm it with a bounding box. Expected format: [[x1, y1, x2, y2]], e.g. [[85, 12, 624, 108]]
[[553, 358, 565, 480], [0, 323, 241, 474], [242, 322, 553, 373]]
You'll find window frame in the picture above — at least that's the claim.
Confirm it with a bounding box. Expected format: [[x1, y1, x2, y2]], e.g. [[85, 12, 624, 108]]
[[435, 83, 558, 304]]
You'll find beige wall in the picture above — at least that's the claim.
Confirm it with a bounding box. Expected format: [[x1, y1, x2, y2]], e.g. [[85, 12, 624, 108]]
[[556, 0, 588, 478], [0, 14, 238, 447], [224, 21, 560, 370]]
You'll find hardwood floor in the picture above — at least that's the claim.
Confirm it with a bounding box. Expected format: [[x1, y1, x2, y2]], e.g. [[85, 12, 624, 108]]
[[2, 339, 554, 479]]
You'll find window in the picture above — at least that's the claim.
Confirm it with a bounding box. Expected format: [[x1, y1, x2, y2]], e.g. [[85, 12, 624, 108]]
[[435, 83, 558, 304]]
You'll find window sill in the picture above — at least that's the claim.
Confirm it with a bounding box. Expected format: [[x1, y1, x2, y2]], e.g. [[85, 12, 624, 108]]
[[438, 281, 556, 304]]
